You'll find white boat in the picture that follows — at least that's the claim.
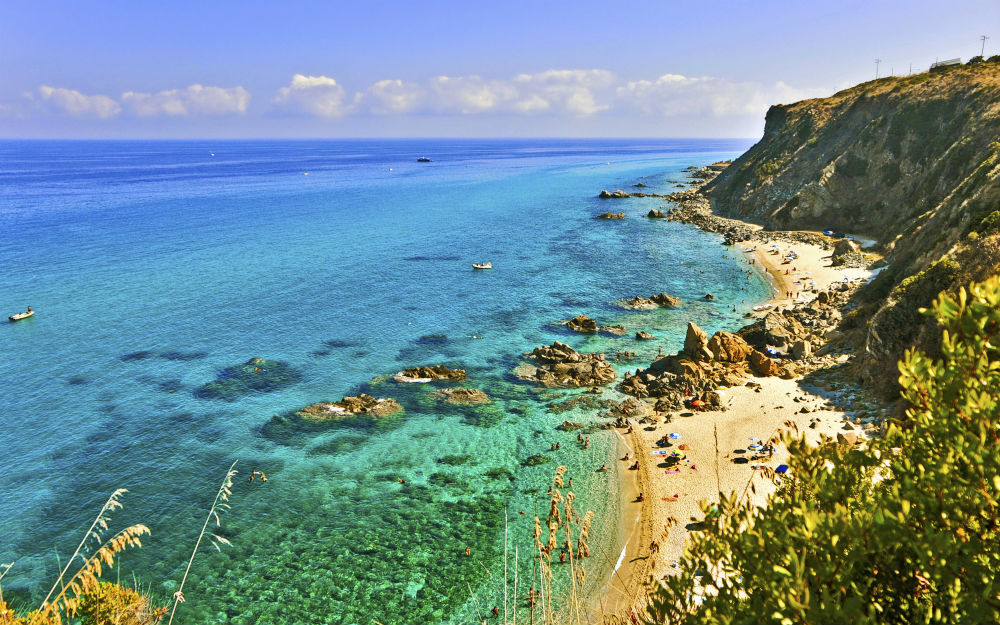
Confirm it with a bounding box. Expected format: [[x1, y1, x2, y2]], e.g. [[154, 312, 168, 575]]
[[472, 262, 492, 270], [9, 310, 34, 322]]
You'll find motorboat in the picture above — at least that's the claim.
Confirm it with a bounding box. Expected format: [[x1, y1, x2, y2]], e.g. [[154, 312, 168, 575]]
[[472, 262, 492, 270]]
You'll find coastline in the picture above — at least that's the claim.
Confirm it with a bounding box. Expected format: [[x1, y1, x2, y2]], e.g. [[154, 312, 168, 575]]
[[592, 169, 877, 620]]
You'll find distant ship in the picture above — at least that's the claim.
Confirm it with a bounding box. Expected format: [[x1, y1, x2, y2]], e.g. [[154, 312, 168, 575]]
[[417, 157, 432, 162]]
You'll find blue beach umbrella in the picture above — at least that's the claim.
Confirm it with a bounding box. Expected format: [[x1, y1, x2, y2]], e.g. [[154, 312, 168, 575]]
[[775, 464, 789, 474], [669, 432, 682, 440]]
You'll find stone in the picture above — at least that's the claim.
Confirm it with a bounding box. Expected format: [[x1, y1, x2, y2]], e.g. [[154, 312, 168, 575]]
[[588, 386, 603, 394], [707, 331, 753, 362], [559, 420, 584, 430], [683, 322, 714, 361], [596, 211, 626, 219], [522, 342, 617, 388], [300, 394, 403, 419], [434, 388, 490, 405], [704, 293, 716, 301], [394, 365, 467, 383], [567, 314, 598, 333], [635, 331, 656, 341], [790, 340, 812, 360], [650, 293, 682, 307], [599, 189, 631, 199], [836, 432, 859, 446], [600, 324, 627, 336], [646, 208, 666, 218], [748, 350, 783, 377]]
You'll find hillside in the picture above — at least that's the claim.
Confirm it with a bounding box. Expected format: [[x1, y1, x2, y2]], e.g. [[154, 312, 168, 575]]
[[703, 58, 1000, 391]]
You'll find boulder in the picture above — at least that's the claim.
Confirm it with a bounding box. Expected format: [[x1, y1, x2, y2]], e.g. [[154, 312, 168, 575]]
[[650, 293, 682, 307], [434, 387, 490, 405], [394, 365, 467, 382], [597, 211, 626, 219], [790, 340, 812, 360], [748, 350, 783, 377], [704, 293, 716, 301], [300, 394, 403, 419], [646, 209, 666, 218], [599, 189, 631, 199], [683, 322, 713, 361], [635, 331, 656, 341], [633, 182, 648, 188], [600, 324, 627, 336], [558, 420, 584, 431], [567, 314, 599, 333], [707, 331, 753, 363]]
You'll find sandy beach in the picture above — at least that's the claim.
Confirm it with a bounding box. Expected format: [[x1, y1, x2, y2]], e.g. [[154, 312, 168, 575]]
[[592, 235, 874, 620]]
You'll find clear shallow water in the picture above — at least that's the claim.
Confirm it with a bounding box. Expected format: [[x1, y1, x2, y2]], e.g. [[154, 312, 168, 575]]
[[0, 139, 763, 624]]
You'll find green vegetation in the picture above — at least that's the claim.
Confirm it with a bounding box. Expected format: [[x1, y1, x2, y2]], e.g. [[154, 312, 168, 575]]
[[645, 277, 1000, 623], [881, 161, 902, 187]]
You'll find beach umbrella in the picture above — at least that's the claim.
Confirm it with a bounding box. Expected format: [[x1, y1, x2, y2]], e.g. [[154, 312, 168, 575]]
[[748, 437, 760, 442], [748, 443, 764, 452], [775, 464, 789, 474], [691, 399, 706, 408], [669, 432, 682, 440]]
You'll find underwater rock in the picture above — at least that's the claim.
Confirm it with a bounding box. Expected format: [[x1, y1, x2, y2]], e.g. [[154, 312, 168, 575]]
[[617, 293, 682, 310], [194, 357, 302, 400], [394, 365, 467, 383], [596, 211, 626, 219], [599, 324, 627, 336], [522, 454, 552, 466], [434, 388, 490, 405], [299, 394, 403, 419]]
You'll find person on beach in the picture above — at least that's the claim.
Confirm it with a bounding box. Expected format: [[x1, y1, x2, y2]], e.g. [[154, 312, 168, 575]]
[[636, 492, 644, 502], [568, 477, 573, 487], [551, 443, 556, 451], [600, 464, 609, 471]]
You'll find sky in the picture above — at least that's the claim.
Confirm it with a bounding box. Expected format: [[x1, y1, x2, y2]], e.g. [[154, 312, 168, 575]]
[[1, 0, 997, 139]]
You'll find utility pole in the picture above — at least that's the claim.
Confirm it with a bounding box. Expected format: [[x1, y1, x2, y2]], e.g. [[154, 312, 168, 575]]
[[875, 58, 882, 79], [981, 35, 991, 57], [908, 63, 912, 75]]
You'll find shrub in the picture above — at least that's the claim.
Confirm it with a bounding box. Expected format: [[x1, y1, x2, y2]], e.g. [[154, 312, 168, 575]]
[[838, 153, 869, 177], [881, 161, 902, 187], [645, 276, 1000, 623]]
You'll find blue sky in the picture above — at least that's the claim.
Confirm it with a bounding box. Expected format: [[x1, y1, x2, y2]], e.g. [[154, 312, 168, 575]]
[[1, 0, 997, 138]]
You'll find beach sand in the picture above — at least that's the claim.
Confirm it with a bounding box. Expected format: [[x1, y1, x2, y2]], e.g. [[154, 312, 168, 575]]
[[590, 236, 873, 620]]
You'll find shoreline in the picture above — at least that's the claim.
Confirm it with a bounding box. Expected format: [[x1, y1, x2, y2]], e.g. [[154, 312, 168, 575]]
[[592, 170, 877, 620]]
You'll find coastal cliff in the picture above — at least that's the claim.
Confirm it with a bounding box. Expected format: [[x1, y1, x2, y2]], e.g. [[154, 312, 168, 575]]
[[705, 58, 1000, 390]]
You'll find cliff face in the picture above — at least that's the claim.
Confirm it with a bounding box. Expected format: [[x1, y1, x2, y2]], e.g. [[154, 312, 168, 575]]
[[705, 59, 1000, 391]]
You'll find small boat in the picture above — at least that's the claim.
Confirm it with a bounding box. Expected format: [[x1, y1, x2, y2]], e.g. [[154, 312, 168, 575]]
[[472, 262, 492, 270], [417, 157, 432, 162], [9, 310, 34, 322]]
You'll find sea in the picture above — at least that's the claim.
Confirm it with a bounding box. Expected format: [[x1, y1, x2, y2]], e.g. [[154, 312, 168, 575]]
[[0, 138, 766, 624]]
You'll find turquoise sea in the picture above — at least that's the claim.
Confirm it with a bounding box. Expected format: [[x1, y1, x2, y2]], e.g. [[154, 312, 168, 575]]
[[0, 139, 764, 624]]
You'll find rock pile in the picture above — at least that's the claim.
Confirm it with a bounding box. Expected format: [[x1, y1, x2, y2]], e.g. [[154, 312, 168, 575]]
[[596, 211, 626, 219], [516, 341, 618, 388], [394, 365, 467, 382], [566, 314, 598, 333], [617, 293, 682, 310], [299, 394, 403, 419]]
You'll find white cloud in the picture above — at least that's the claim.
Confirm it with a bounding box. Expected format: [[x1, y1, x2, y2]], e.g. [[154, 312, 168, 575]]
[[362, 79, 424, 115], [121, 84, 250, 116], [427, 75, 518, 114], [35, 85, 121, 119], [274, 74, 351, 117], [616, 74, 829, 117]]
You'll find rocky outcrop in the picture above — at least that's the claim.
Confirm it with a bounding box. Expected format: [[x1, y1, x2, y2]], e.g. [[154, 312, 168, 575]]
[[394, 365, 467, 383], [300, 394, 403, 419], [683, 322, 714, 361], [707, 331, 753, 362], [517, 341, 618, 388], [748, 350, 783, 377], [647, 208, 666, 218], [599, 189, 631, 199], [567, 314, 598, 333], [635, 331, 656, 341], [597, 211, 625, 219], [617, 293, 682, 310], [434, 388, 490, 405]]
